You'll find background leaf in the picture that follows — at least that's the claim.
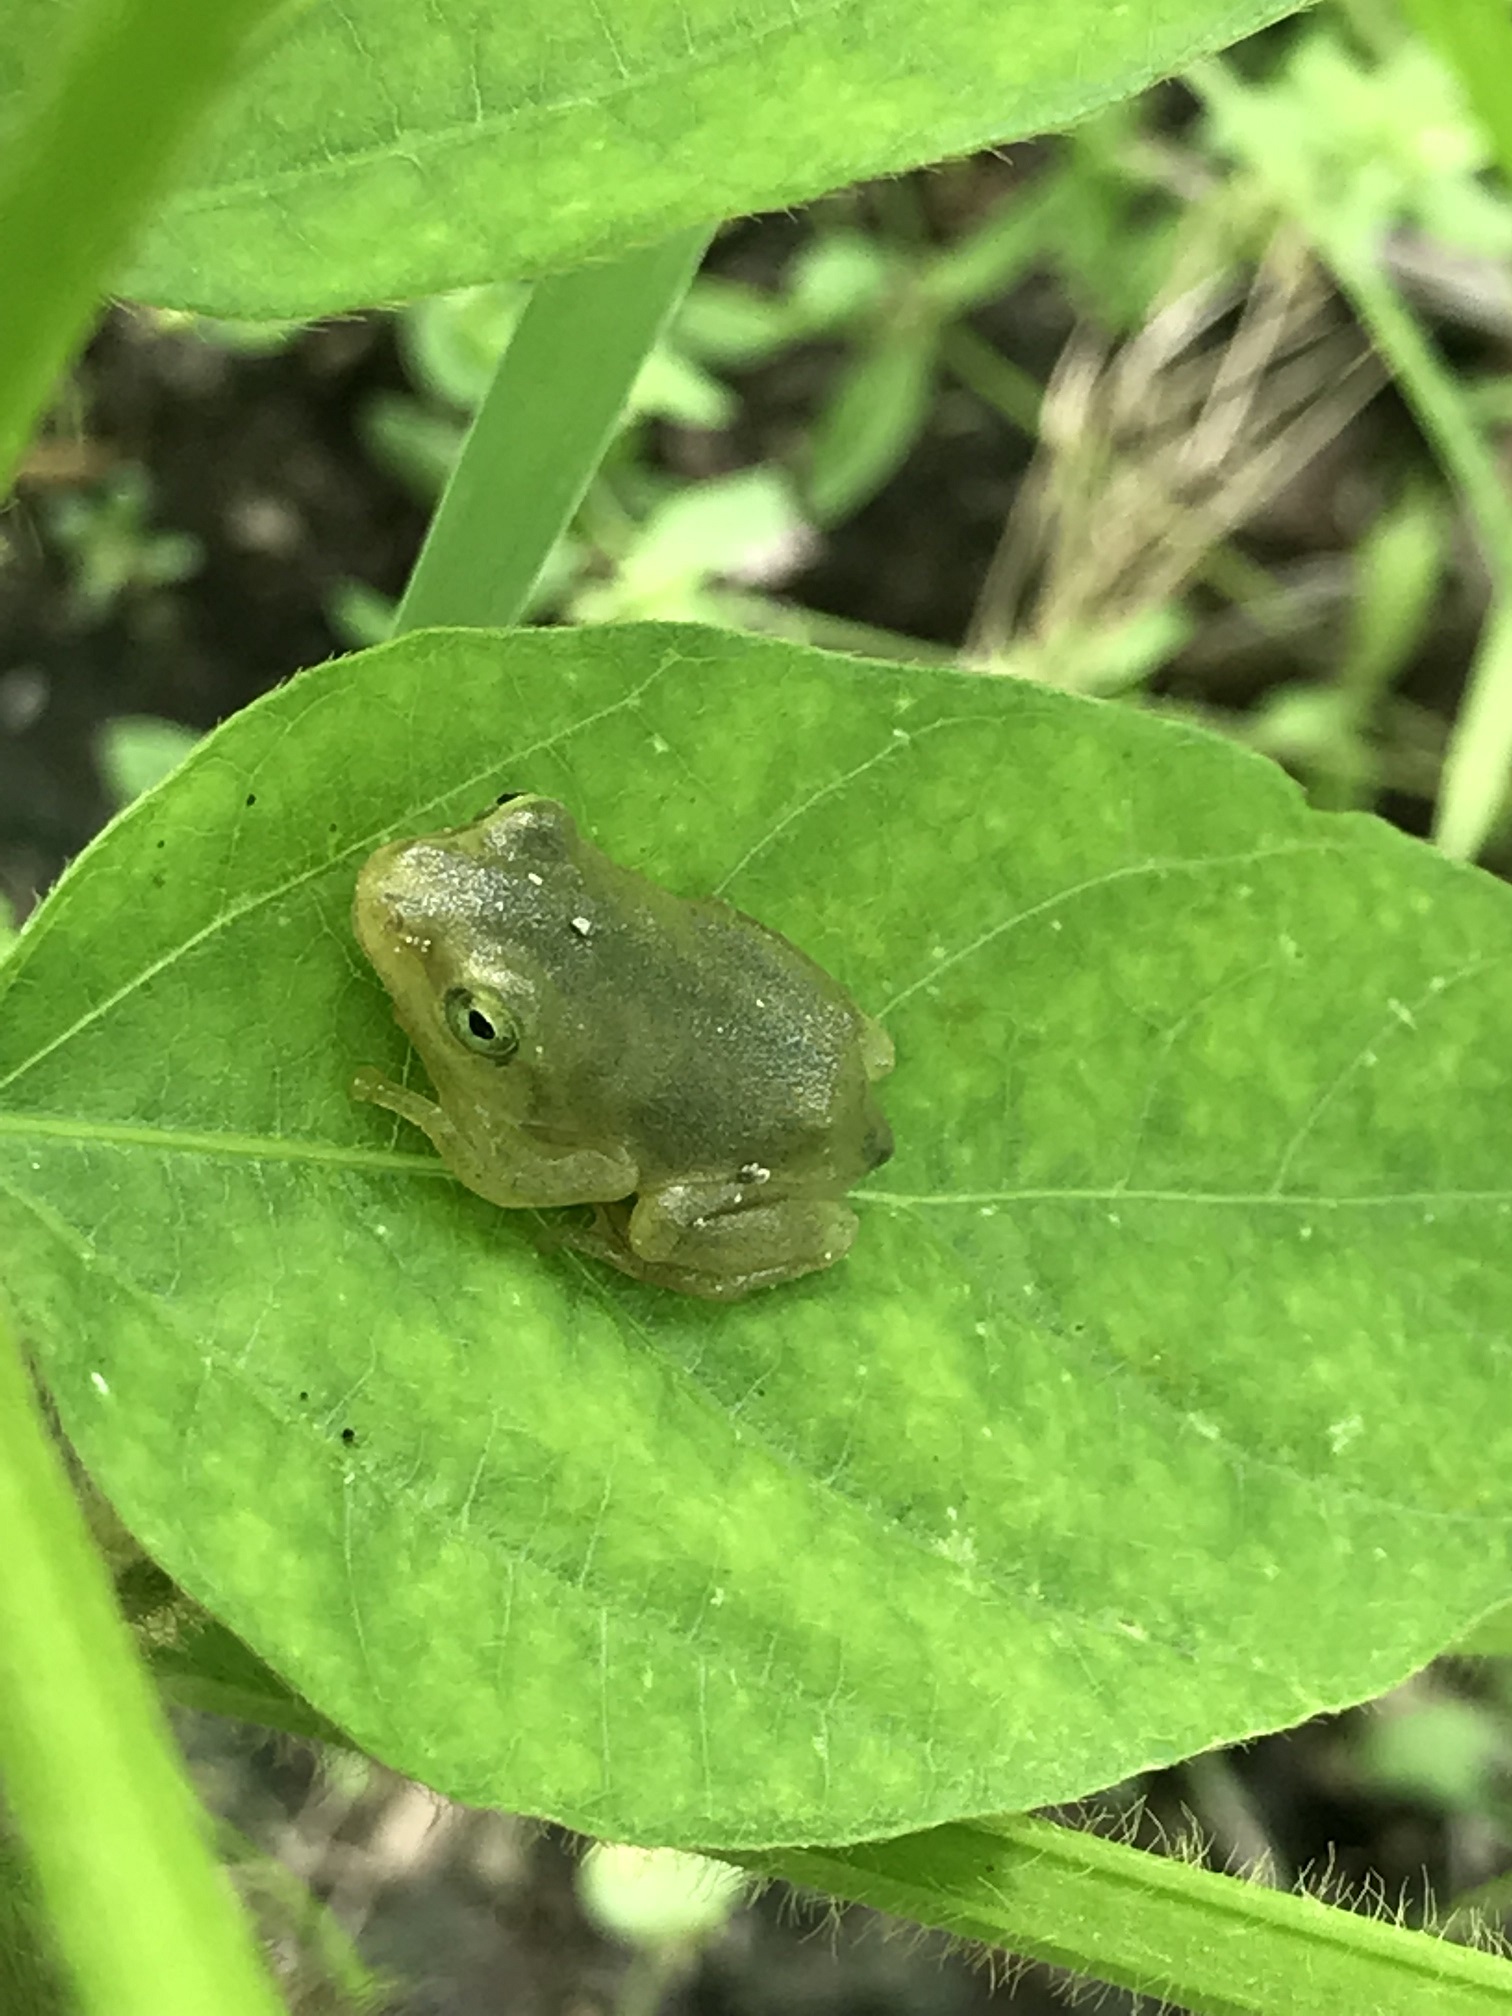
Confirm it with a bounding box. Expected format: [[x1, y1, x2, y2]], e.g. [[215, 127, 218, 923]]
[[0, 0, 1300, 318], [1, 625, 1510, 1847]]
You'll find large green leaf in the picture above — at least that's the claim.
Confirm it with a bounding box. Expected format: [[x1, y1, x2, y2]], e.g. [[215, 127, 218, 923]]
[[1, 625, 1509, 1847], [2, 0, 1298, 318]]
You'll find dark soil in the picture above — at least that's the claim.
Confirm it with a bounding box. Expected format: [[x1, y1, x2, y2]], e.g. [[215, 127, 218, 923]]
[[1, 310, 426, 917]]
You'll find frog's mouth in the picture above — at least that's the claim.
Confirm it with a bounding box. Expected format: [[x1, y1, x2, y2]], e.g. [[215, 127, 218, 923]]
[[353, 846, 398, 944], [862, 1113, 894, 1172]]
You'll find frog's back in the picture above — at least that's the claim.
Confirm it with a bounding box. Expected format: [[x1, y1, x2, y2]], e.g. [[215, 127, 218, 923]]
[[641, 895, 883, 1172], [527, 866, 889, 1185]]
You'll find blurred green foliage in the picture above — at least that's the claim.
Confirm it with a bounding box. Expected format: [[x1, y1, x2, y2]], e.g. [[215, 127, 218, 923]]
[[291, 7, 1512, 864], [45, 465, 200, 619], [95, 716, 201, 808]]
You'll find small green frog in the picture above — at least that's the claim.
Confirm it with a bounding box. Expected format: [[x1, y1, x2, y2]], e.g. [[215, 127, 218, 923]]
[[351, 795, 893, 1299]]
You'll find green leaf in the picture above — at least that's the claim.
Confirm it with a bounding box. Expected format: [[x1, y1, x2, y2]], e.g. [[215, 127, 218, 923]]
[[804, 328, 937, 525], [2, 624, 1510, 1848], [115, 1558, 348, 1742], [0, 0, 1302, 319], [576, 467, 806, 620]]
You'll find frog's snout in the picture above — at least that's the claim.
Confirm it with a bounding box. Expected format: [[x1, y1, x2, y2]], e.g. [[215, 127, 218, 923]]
[[352, 840, 439, 966], [352, 842, 403, 929], [356, 839, 443, 918]]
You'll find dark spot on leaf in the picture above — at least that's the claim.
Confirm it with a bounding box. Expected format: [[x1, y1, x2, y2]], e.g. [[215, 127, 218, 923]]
[[297, 1390, 308, 1402], [245, 792, 257, 807], [341, 1427, 356, 1446], [495, 790, 521, 806], [155, 839, 164, 850]]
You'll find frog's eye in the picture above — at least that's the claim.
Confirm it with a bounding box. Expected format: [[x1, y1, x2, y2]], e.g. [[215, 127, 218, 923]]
[[443, 986, 520, 1062]]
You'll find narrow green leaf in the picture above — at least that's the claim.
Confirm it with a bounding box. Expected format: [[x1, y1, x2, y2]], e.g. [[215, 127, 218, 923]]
[[395, 231, 709, 634], [2, 625, 1511, 1847], [0, 0, 1301, 319], [0, 0, 286, 488], [0, 1304, 284, 2016]]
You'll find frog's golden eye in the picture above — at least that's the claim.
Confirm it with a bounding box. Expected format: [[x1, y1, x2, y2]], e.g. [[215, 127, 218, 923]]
[[443, 986, 520, 1062]]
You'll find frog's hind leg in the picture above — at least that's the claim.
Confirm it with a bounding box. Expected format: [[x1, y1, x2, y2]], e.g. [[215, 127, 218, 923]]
[[556, 1200, 651, 1280], [561, 1187, 860, 1299], [561, 1207, 836, 1300]]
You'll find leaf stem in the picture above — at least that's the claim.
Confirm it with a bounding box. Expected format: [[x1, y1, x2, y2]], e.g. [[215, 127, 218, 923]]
[[738, 1815, 1512, 2014]]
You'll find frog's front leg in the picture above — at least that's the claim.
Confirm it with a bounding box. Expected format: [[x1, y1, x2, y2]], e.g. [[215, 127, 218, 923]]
[[567, 1174, 860, 1299], [351, 1068, 636, 1207]]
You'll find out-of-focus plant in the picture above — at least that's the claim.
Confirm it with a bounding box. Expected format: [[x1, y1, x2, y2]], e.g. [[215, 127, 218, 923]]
[[1194, 23, 1512, 858], [95, 715, 202, 808], [44, 464, 201, 617], [363, 282, 736, 507], [578, 1843, 746, 2016]]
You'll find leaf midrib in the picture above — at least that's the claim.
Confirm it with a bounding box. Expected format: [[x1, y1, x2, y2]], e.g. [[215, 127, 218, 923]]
[[2, 1105, 1509, 1211], [0, 1107, 444, 1175]]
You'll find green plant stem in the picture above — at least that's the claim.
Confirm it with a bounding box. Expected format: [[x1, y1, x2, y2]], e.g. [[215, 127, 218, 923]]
[[938, 324, 1042, 436], [735, 1815, 1512, 2014], [0, 1304, 285, 2016], [0, 0, 286, 492], [1328, 250, 1512, 576], [1434, 593, 1512, 858], [1326, 251, 1512, 858], [395, 230, 711, 634], [1192, 54, 1512, 859], [1384, 0, 1512, 858]]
